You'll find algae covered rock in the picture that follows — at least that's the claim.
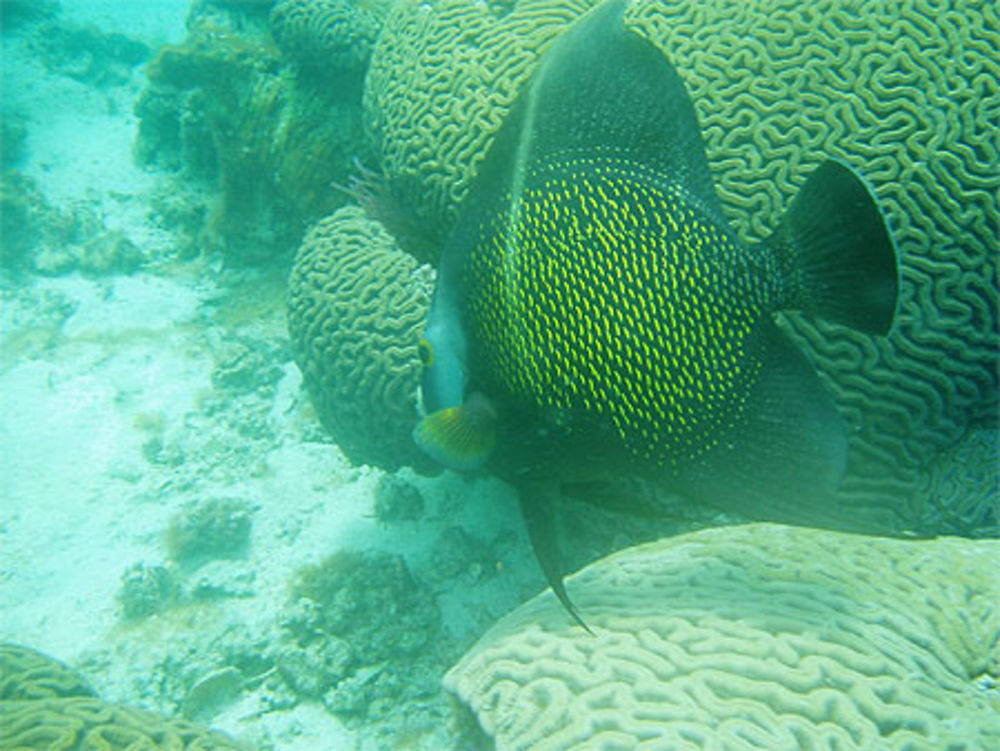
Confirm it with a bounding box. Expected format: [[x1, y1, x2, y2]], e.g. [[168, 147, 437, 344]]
[[446, 523, 1000, 750], [1, 170, 143, 275], [26, 21, 150, 86], [134, 0, 366, 266], [373, 473, 425, 522], [1, 115, 28, 168], [0, 170, 47, 270], [287, 205, 434, 470], [117, 561, 178, 621], [288, 551, 441, 664], [281, 550, 445, 721], [210, 338, 286, 396], [0, 0, 59, 30], [165, 497, 255, 566], [34, 228, 144, 276]]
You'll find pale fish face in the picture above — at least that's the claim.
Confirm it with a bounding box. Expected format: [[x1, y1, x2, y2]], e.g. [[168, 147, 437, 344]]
[[417, 315, 466, 416]]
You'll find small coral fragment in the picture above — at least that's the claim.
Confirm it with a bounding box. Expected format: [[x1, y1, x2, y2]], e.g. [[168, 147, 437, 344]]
[[165, 497, 254, 566], [269, 0, 381, 74]]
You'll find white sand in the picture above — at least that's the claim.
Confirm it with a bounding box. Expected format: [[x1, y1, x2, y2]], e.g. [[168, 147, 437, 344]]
[[0, 5, 540, 748], [59, 0, 189, 47]]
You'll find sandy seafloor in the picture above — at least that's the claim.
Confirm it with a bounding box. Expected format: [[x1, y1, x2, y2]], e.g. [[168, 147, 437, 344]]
[[0, 3, 548, 748]]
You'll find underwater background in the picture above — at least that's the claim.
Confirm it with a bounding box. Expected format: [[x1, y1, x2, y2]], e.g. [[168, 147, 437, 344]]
[[1, 1, 997, 749]]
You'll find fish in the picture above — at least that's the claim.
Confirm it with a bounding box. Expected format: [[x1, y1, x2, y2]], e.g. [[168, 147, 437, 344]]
[[413, 0, 899, 627]]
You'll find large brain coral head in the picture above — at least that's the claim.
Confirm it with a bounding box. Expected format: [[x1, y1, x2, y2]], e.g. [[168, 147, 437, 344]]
[[287, 205, 434, 470], [446, 524, 1000, 750]]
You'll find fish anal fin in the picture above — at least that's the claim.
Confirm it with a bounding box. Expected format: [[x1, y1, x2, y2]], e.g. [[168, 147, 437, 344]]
[[672, 324, 859, 531], [412, 392, 497, 471]]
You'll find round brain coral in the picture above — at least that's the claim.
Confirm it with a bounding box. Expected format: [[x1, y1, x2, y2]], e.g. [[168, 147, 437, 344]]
[[269, 0, 381, 73], [0, 644, 96, 701], [0, 643, 248, 750], [625, 0, 1000, 535], [365, 0, 998, 532], [287, 205, 434, 470], [445, 524, 1000, 751], [364, 0, 596, 232], [0, 697, 249, 750]]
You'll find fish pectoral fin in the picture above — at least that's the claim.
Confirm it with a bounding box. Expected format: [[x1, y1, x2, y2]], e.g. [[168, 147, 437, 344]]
[[412, 392, 497, 471], [518, 486, 593, 634], [562, 477, 692, 520]]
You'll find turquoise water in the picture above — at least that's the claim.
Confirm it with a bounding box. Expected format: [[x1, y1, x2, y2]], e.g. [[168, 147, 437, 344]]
[[1, 1, 997, 749]]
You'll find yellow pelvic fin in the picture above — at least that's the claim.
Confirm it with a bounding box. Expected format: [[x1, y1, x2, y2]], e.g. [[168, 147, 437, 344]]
[[412, 393, 497, 471]]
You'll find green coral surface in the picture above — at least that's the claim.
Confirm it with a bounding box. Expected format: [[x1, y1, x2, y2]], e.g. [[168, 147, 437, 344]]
[[0, 644, 96, 702], [0, 644, 248, 750], [269, 0, 380, 73]]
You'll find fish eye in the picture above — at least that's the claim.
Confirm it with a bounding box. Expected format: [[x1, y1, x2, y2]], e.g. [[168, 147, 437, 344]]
[[417, 338, 434, 367]]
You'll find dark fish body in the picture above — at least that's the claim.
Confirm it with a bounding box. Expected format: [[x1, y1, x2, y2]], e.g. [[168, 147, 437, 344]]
[[414, 0, 899, 626], [463, 153, 780, 473]]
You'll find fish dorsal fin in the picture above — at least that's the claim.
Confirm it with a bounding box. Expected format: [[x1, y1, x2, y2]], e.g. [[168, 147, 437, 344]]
[[447, 0, 722, 275], [496, 0, 719, 209]]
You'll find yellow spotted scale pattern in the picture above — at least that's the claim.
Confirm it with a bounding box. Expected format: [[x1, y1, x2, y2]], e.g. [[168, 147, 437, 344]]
[[466, 156, 773, 467]]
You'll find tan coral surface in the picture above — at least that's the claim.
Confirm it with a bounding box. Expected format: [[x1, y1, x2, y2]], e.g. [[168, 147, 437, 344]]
[[0, 644, 248, 750], [287, 205, 434, 470], [625, 0, 1000, 530], [269, 0, 380, 72], [445, 524, 1000, 751], [365, 0, 595, 229], [0, 696, 248, 751], [0, 644, 96, 701]]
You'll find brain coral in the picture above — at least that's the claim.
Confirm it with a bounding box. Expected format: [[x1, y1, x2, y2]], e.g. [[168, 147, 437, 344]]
[[287, 205, 434, 469], [625, 0, 1000, 534], [365, 0, 998, 532], [269, 0, 381, 74], [446, 524, 1000, 751], [364, 0, 595, 231], [0, 644, 96, 701], [0, 697, 248, 750], [0, 643, 247, 750]]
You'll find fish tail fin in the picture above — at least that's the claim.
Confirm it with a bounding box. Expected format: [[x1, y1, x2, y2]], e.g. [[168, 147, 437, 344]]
[[412, 392, 497, 471], [770, 160, 899, 335]]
